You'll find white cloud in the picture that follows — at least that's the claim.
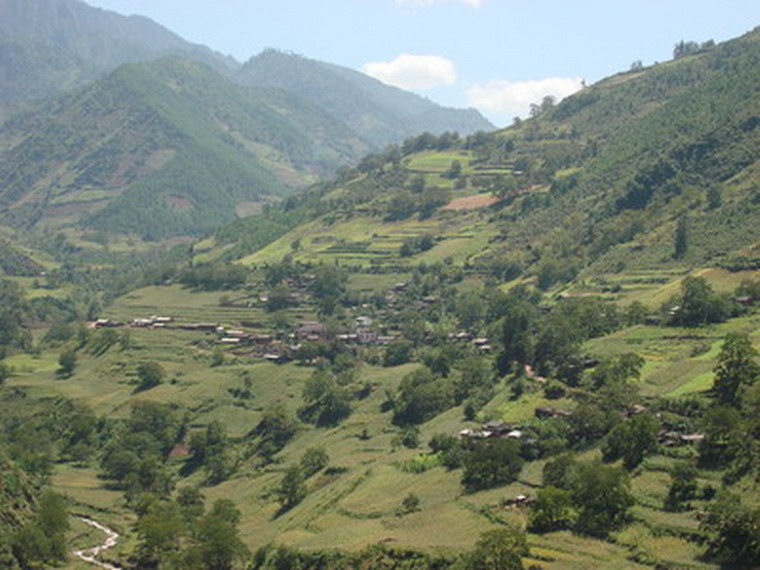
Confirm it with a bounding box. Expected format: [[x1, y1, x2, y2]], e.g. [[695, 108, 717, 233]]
[[395, 0, 484, 7], [467, 77, 584, 121], [362, 54, 457, 90]]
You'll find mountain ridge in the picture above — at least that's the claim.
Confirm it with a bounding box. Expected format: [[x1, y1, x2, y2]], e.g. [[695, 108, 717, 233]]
[[237, 49, 493, 147], [0, 56, 374, 242], [203, 28, 759, 281]]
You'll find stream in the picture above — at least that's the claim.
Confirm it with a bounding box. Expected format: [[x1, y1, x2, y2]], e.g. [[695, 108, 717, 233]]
[[72, 517, 122, 570]]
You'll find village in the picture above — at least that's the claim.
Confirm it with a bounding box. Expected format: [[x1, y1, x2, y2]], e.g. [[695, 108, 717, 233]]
[[92, 310, 493, 365]]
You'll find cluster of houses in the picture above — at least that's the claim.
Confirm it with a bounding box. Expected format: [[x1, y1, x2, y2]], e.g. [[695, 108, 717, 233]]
[[659, 429, 705, 447], [91, 315, 174, 329], [459, 420, 527, 441]]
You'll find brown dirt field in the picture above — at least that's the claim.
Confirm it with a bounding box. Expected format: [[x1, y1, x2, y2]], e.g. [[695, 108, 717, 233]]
[[442, 194, 500, 211]]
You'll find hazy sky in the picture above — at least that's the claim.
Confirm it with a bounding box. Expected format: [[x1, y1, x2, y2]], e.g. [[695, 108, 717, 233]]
[[85, 0, 758, 126]]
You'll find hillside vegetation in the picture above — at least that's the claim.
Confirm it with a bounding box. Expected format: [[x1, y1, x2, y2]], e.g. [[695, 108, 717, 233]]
[[237, 49, 493, 148], [0, 28, 757, 570], [0, 0, 235, 106], [208, 28, 759, 282], [0, 57, 372, 242]]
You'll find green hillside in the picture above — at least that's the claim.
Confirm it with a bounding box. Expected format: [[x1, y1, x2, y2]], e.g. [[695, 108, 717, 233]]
[[236, 49, 494, 147], [212, 29, 759, 282], [0, 29, 758, 570], [0, 0, 236, 106], [0, 56, 371, 243]]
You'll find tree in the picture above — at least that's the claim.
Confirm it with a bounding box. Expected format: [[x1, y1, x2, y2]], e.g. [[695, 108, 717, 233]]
[[194, 505, 250, 570], [601, 413, 659, 469], [495, 300, 536, 375], [189, 421, 233, 483], [706, 185, 722, 209], [568, 461, 634, 536], [177, 486, 206, 523], [253, 403, 297, 459], [466, 526, 528, 570], [383, 338, 414, 367], [392, 367, 454, 425], [673, 40, 700, 59], [12, 490, 70, 566], [0, 361, 10, 385], [566, 401, 617, 444], [136, 361, 165, 391], [300, 447, 329, 478], [462, 439, 524, 491], [400, 493, 421, 514], [670, 276, 729, 326], [700, 492, 760, 567], [698, 405, 742, 468], [58, 349, 77, 377], [409, 174, 427, 193], [674, 216, 689, 259], [712, 332, 759, 406], [445, 160, 462, 179], [299, 369, 352, 427], [136, 500, 186, 566], [542, 453, 578, 489], [529, 486, 575, 532], [664, 462, 698, 512], [276, 466, 306, 512]]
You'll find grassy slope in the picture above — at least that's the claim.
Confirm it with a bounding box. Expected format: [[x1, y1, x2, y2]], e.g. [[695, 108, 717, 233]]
[[2, 30, 759, 570], [4, 267, 757, 569]]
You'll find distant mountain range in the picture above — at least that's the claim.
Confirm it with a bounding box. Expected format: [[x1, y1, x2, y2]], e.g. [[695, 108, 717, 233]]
[[236, 49, 492, 148], [0, 0, 493, 243], [0, 0, 493, 142], [0, 57, 373, 240], [0, 0, 236, 105]]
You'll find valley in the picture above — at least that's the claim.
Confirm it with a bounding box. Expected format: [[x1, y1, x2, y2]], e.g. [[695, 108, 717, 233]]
[[0, 6, 758, 569]]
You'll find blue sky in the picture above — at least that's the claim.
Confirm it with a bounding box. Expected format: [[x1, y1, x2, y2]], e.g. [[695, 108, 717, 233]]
[[85, 0, 759, 126]]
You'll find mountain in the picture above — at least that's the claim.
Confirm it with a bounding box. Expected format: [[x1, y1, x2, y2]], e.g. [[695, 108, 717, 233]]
[[0, 29, 758, 570], [0, 0, 493, 246], [236, 49, 494, 148], [1, 0, 493, 143], [0, 0, 236, 106], [0, 57, 371, 242], [207, 28, 759, 278]]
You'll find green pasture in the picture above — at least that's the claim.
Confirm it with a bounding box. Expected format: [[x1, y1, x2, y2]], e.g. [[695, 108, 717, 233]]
[[585, 312, 760, 397], [406, 151, 473, 173], [238, 208, 499, 269]]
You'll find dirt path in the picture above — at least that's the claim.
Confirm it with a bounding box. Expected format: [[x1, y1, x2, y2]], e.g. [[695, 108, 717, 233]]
[[73, 517, 121, 570]]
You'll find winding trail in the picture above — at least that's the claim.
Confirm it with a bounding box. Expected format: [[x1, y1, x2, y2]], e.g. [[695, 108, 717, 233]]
[[73, 517, 122, 570]]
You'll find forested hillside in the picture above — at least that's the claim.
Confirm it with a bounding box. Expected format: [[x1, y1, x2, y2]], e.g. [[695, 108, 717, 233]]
[[0, 56, 374, 242], [0, 0, 236, 106]]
